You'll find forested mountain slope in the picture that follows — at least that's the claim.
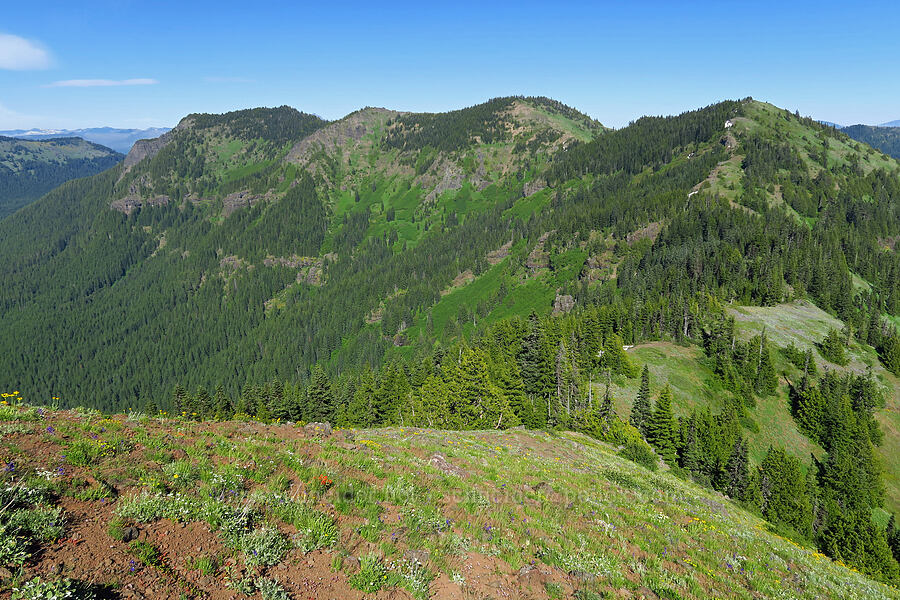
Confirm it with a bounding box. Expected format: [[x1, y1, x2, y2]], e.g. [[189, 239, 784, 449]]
[[842, 124, 900, 159], [0, 135, 122, 218], [0, 98, 601, 408], [3, 96, 900, 584]]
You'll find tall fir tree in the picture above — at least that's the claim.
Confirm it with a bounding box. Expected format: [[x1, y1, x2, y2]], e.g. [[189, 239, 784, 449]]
[[306, 365, 334, 422], [724, 437, 750, 500], [194, 387, 212, 420], [518, 312, 551, 418], [347, 367, 377, 427], [213, 385, 232, 420], [631, 365, 652, 436], [647, 384, 677, 464]]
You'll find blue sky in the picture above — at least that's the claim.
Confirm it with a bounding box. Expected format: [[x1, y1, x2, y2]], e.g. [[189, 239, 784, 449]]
[[1, 1, 898, 129]]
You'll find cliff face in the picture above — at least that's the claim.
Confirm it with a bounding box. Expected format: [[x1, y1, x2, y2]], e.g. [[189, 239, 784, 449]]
[[122, 118, 193, 170]]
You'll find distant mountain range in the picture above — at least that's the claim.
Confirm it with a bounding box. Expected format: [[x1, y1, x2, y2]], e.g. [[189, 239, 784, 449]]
[[0, 127, 171, 153], [817, 120, 900, 129]]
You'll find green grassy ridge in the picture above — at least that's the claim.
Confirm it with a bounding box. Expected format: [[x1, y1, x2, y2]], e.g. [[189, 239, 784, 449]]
[[1, 405, 897, 598], [0, 136, 119, 170], [741, 101, 900, 176]]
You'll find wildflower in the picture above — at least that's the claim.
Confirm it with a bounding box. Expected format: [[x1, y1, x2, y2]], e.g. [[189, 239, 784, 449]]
[[46, 425, 55, 434]]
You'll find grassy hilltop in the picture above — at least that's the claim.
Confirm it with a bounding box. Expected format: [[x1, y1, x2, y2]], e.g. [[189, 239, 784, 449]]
[[0, 402, 897, 599]]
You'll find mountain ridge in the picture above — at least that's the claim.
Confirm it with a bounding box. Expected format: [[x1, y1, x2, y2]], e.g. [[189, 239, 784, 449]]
[[0, 127, 171, 153], [0, 135, 122, 218], [841, 124, 900, 159]]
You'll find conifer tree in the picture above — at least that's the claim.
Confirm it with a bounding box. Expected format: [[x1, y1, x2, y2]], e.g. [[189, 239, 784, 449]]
[[347, 367, 377, 427], [408, 375, 450, 428], [600, 332, 638, 377], [758, 447, 812, 536], [194, 387, 212, 420], [647, 384, 677, 464], [803, 348, 818, 378], [724, 437, 750, 500], [881, 333, 900, 376], [490, 353, 531, 427], [519, 312, 551, 408], [375, 361, 411, 425], [307, 365, 334, 422], [144, 398, 159, 417], [269, 380, 295, 421], [172, 384, 188, 416], [597, 379, 614, 423], [887, 514, 900, 564], [630, 365, 652, 436], [821, 327, 849, 366], [213, 385, 232, 420], [792, 383, 826, 442]]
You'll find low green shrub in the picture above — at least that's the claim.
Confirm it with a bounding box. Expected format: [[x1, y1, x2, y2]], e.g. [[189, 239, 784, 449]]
[[256, 577, 290, 600], [12, 576, 97, 600], [618, 439, 658, 471]]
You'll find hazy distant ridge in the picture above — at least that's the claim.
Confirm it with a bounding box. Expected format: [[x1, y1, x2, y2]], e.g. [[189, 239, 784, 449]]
[[0, 126, 171, 153]]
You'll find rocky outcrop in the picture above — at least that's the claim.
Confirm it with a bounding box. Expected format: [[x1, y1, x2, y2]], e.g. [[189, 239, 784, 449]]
[[122, 117, 192, 172], [523, 178, 547, 197], [110, 194, 169, 215], [219, 255, 249, 271], [486, 241, 513, 265], [262, 255, 319, 269], [552, 293, 575, 315], [303, 422, 332, 437], [526, 231, 553, 271], [221, 189, 277, 215], [424, 162, 465, 202], [286, 107, 400, 166], [261, 254, 329, 286]]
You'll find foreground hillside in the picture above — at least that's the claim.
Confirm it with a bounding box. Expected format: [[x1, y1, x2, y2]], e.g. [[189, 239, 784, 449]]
[[0, 136, 122, 218], [0, 403, 896, 600]]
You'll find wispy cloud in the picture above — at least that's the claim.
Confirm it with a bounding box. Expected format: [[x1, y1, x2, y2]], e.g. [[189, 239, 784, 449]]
[[203, 76, 255, 83], [47, 78, 159, 88], [0, 33, 52, 70]]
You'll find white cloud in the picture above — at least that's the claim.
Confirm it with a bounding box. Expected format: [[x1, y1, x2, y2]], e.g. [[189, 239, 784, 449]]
[[47, 78, 159, 88], [0, 33, 52, 70]]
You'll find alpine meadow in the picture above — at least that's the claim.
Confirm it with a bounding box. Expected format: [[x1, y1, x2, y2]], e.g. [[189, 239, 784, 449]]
[[2, 95, 900, 599]]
